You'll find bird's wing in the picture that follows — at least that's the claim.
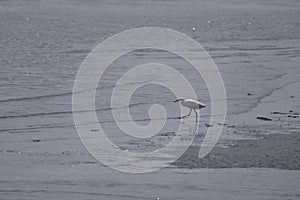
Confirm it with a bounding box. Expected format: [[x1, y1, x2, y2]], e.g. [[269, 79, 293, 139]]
[[185, 99, 206, 108]]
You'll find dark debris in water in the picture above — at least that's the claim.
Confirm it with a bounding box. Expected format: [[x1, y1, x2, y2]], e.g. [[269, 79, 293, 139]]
[[288, 115, 298, 118], [256, 116, 272, 121], [271, 111, 299, 118], [90, 129, 100, 132], [271, 111, 288, 115], [205, 123, 213, 127]]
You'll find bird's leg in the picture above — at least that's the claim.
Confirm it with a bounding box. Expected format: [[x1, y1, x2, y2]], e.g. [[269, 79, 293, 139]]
[[193, 109, 198, 123], [181, 108, 192, 118]]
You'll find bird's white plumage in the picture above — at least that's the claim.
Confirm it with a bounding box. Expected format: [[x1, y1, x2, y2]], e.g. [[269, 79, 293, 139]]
[[180, 99, 206, 109], [174, 98, 206, 118]]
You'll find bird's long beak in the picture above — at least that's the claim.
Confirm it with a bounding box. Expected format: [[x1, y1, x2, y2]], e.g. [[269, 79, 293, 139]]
[[173, 99, 180, 102]]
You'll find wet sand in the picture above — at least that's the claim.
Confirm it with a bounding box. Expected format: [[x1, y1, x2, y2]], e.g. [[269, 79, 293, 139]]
[[175, 133, 300, 170]]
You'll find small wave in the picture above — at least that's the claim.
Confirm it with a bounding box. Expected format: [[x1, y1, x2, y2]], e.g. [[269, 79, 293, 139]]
[[0, 101, 166, 119], [0, 188, 153, 199], [0, 92, 73, 103], [61, 49, 91, 54]]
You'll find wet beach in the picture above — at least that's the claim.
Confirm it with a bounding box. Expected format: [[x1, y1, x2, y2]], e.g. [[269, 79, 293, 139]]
[[0, 0, 300, 199]]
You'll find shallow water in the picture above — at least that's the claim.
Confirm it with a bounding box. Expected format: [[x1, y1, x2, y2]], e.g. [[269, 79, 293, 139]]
[[0, 0, 300, 199], [1, 165, 300, 200]]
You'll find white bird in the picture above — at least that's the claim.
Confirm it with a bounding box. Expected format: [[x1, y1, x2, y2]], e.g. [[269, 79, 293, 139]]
[[173, 98, 206, 118]]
